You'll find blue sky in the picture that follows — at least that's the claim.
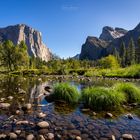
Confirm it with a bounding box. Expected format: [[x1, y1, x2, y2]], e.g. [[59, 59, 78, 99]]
[[0, 0, 140, 58]]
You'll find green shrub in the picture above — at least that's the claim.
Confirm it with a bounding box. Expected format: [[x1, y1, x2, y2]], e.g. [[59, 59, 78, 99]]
[[98, 55, 120, 69], [82, 87, 125, 111], [52, 83, 80, 104], [84, 70, 94, 77], [123, 65, 140, 78], [114, 83, 140, 103]]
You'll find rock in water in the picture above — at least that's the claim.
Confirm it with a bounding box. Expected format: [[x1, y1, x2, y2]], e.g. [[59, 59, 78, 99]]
[[8, 133, 17, 139], [8, 96, 13, 100], [0, 103, 10, 109], [15, 130, 21, 135], [0, 134, 7, 139], [75, 136, 82, 140], [47, 133, 54, 139], [37, 112, 46, 118], [26, 134, 34, 140], [127, 114, 134, 120], [105, 112, 113, 118], [111, 135, 116, 140], [22, 103, 32, 111], [122, 134, 133, 140], [39, 135, 45, 140], [0, 24, 51, 62], [16, 120, 29, 125], [37, 121, 49, 128]]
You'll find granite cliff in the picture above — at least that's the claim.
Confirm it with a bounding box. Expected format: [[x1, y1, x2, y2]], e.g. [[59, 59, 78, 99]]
[[79, 23, 140, 60], [0, 24, 51, 62]]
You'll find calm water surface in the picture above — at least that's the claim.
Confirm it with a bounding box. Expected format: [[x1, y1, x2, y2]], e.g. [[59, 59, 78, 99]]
[[0, 75, 140, 140]]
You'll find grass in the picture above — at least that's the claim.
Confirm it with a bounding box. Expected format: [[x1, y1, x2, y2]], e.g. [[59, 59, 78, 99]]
[[98, 64, 140, 78], [52, 83, 80, 104], [81, 86, 125, 111], [113, 83, 140, 103]]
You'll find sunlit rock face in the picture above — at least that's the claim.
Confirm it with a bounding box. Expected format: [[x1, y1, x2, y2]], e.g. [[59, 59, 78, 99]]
[[80, 23, 140, 60], [0, 24, 51, 62], [99, 26, 127, 42], [80, 36, 109, 60]]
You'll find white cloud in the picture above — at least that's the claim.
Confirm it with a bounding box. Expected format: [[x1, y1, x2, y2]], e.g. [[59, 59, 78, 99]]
[[61, 5, 79, 11]]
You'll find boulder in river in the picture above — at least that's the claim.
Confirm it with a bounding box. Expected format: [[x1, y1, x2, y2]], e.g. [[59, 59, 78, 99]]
[[26, 134, 34, 140], [0, 103, 10, 109], [122, 134, 133, 140], [47, 133, 54, 139], [16, 120, 29, 125], [127, 114, 134, 120], [0, 134, 7, 139], [7, 96, 13, 100], [15, 130, 21, 135], [39, 135, 45, 140], [8, 133, 17, 139], [37, 112, 46, 118], [105, 112, 113, 118], [22, 103, 32, 111], [75, 136, 82, 140], [44, 85, 53, 93], [37, 121, 49, 128]]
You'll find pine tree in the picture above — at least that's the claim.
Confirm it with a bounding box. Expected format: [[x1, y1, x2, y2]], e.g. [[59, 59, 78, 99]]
[[113, 48, 120, 64], [136, 37, 140, 63], [119, 42, 126, 67], [127, 38, 135, 65]]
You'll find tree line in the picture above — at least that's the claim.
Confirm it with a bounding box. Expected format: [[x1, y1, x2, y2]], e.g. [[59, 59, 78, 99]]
[[113, 37, 140, 67], [0, 40, 46, 71], [0, 38, 140, 72]]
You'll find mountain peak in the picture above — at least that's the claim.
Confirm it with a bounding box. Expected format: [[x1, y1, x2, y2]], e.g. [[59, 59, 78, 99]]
[[0, 24, 51, 62], [99, 26, 127, 42], [134, 22, 140, 30]]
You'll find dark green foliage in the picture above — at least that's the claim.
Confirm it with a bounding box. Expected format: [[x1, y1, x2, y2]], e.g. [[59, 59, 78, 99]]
[[127, 38, 135, 65], [120, 42, 126, 67], [29, 56, 46, 69], [0, 41, 15, 71], [52, 83, 80, 104], [0, 40, 29, 71], [82, 86, 125, 111], [114, 83, 140, 103], [136, 37, 140, 63]]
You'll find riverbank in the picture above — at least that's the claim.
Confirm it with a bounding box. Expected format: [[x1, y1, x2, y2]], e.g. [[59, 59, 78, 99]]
[[1, 64, 139, 80]]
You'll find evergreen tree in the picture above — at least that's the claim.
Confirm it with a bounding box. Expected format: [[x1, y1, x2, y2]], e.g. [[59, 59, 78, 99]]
[[15, 41, 29, 69], [136, 37, 140, 63], [127, 38, 135, 65], [0, 40, 29, 71], [0, 40, 15, 71], [119, 42, 126, 67]]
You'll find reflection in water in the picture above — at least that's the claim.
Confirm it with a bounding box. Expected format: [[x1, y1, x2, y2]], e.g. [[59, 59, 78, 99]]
[[30, 82, 49, 105], [0, 76, 140, 139]]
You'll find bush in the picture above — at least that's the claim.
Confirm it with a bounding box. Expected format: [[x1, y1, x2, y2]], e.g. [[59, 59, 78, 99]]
[[98, 55, 120, 69], [82, 87, 125, 111], [114, 83, 140, 103], [84, 70, 94, 77], [52, 83, 80, 104]]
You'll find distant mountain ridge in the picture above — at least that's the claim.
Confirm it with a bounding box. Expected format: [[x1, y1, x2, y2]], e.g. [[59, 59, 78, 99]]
[[80, 23, 140, 60], [0, 24, 51, 62]]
